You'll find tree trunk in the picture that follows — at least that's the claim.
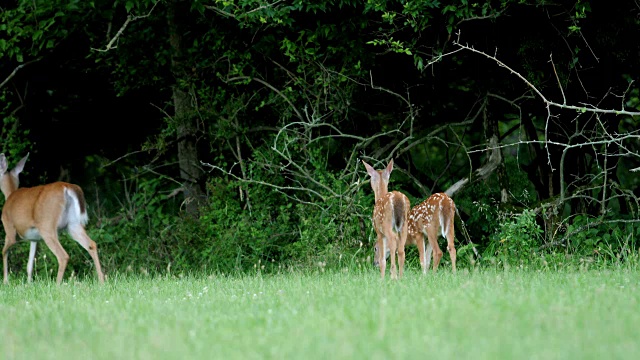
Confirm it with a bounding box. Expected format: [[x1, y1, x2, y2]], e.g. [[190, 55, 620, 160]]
[[168, 0, 204, 215]]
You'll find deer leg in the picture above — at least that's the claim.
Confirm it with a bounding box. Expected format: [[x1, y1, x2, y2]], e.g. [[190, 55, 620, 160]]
[[377, 235, 386, 279], [427, 227, 443, 272], [3, 230, 17, 284], [27, 241, 37, 282], [68, 225, 105, 283], [397, 221, 407, 279], [446, 223, 457, 273], [387, 231, 398, 280], [397, 240, 405, 279], [40, 231, 69, 284], [425, 241, 433, 273], [415, 233, 427, 275]]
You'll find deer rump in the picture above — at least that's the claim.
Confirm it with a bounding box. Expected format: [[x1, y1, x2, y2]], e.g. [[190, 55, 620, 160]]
[[389, 193, 406, 234], [375, 191, 407, 259]]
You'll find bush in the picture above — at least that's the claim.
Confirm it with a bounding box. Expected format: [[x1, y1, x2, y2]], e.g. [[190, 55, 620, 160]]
[[484, 209, 544, 267]]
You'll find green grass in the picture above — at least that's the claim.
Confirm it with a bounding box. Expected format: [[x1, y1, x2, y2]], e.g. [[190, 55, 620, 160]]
[[2, 267, 639, 360]]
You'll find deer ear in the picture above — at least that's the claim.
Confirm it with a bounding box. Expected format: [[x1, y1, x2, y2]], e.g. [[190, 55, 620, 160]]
[[0, 154, 7, 174], [386, 159, 394, 173], [12, 153, 29, 176], [362, 160, 378, 178], [381, 159, 393, 181]]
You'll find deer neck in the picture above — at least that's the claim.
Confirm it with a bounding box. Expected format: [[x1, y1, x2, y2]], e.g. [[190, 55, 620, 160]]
[[374, 182, 389, 202]]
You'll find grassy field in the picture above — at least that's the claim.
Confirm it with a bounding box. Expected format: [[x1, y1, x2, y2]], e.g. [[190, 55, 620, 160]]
[[2, 267, 639, 360]]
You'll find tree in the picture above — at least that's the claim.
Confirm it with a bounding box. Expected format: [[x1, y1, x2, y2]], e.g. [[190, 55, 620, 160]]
[[2, 0, 639, 273]]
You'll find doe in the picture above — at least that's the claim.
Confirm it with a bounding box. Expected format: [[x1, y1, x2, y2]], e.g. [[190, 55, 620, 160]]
[[0, 153, 105, 284]]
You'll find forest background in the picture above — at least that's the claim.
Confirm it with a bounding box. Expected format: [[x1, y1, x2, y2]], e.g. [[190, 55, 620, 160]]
[[1, 0, 640, 278]]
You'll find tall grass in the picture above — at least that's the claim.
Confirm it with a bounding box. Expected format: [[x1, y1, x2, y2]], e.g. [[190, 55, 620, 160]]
[[2, 267, 639, 359]]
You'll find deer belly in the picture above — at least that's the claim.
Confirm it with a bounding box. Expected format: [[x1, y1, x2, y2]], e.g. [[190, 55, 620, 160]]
[[20, 227, 44, 241]]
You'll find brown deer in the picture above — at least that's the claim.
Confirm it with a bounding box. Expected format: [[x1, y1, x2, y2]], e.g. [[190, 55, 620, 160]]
[[0, 153, 105, 284], [362, 159, 410, 279], [407, 192, 457, 273]]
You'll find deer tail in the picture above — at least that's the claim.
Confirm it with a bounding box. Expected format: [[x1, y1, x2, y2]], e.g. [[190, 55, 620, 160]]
[[64, 185, 89, 226], [392, 193, 406, 233]]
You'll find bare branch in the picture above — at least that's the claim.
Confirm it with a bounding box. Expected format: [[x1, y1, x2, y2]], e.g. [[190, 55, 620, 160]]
[[101, 149, 152, 168], [204, 1, 283, 19], [466, 135, 640, 157], [445, 135, 502, 197], [0, 58, 42, 89], [453, 37, 640, 117], [91, 2, 159, 52], [204, 4, 235, 18], [549, 53, 567, 105], [455, 6, 507, 28], [453, 32, 640, 222], [201, 161, 327, 201]]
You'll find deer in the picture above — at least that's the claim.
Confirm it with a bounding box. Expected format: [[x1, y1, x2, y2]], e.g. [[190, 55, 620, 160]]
[[0, 153, 105, 284], [407, 192, 458, 274], [378, 193, 474, 274], [374, 193, 459, 274], [362, 159, 410, 279]]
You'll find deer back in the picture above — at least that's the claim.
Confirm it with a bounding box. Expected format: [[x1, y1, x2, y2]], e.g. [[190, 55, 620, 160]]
[[2, 182, 88, 239], [408, 193, 455, 238]]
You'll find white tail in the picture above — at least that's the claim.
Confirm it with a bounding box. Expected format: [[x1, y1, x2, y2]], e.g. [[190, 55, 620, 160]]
[[362, 159, 410, 279], [407, 193, 457, 274], [0, 153, 105, 284]]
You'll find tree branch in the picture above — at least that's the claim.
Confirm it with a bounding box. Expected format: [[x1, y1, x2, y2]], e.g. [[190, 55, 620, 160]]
[[204, 1, 283, 20], [0, 58, 42, 89], [445, 135, 502, 197], [91, 2, 159, 52], [453, 36, 640, 117], [227, 76, 304, 120]]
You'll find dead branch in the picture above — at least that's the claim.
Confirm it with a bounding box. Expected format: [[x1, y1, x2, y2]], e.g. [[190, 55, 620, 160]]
[[167, 186, 185, 198], [201, 161, 327, 203], [445, 135, 502, 197], [453, 36, 640, 118], [0, 58, 42, 89], [453, 33, 640, 175], [91, 2, 159, 52], [549, 53, 567, 105]]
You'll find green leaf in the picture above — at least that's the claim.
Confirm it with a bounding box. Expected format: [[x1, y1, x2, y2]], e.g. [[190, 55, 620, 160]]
[[125, 1, 134, 13], [442, 5, 456, 13], [33, 29, 43, 41]]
